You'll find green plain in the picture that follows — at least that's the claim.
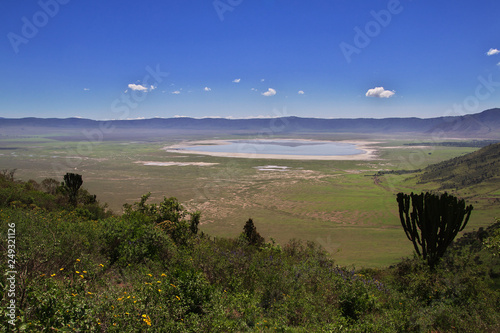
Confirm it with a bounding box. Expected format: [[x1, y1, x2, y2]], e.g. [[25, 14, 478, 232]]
[[1, 134, 498, 268]]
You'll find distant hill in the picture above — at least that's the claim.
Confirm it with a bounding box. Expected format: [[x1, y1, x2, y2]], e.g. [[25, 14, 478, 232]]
[[418, 143, 500, 189], [1, 108, 500, 138]]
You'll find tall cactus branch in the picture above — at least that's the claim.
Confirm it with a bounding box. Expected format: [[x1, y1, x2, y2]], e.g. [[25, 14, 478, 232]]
[[396, 192, 473, 268]]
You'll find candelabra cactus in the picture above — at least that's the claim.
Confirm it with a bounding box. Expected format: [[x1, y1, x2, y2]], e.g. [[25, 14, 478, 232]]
[[396, 192, 473, 268]]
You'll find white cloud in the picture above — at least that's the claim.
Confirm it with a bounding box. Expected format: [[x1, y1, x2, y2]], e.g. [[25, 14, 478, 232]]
[[204, 87, 211, 91], [261, 79, 265, 82], [365, 87, 395, 98], [497, 62, 500, 66], [298, 90, 305, 95], [232, 78, 241, 83], [171, 90, 181, 94], [487, 48, 500, 56], [128, 84, 149, 92], [83, 88, 90, 91], [251, 88, 258, 91], [149, 85, 156, 91], [262, 88, 277, 97]]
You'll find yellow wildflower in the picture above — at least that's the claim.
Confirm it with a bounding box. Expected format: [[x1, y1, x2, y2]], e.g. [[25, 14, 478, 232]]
[[142, 314, 152, 326], [76, 259, 80, 262], [83, 271, 87, 274], [60, 268, 64, 271]]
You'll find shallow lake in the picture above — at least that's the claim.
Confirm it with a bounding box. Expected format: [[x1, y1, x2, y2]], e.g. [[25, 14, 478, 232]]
[[183, 140, 363, 156]]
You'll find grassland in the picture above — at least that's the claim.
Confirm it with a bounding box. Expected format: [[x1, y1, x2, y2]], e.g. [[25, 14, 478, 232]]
[[1, 132, 498, 268]]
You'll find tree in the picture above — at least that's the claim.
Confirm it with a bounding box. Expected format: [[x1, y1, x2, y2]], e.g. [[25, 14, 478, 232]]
[[41, 178, 59, 195], [0, 169, 16, 182], [189, 211, 201, 235], [483, 218, 500, 257], [63, 173, 83, 207], [123, 193, 201, 245], [243, 218, 264, 246], [396, 192, 473, 268]]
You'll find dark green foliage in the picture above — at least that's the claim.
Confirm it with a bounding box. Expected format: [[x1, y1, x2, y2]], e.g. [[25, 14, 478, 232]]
[[41, 178, 59, 195], [418, 143, 500, 189], [0, 168, 16, 181], [397, 192, 473, 268], [0, 172, 110, 220], [404, 140, 500, 148], [189, 211, 201, 235], [63, 173, 83, 207], [0, 175, 499, 331], [123, 192, 200, 245], [101, 215, 177, 267], [242, 218, 264, 246]]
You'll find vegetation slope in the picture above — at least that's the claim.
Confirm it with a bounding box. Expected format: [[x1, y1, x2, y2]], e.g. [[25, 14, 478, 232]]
[[0, 172, 499, 332], [418, 143, 500, 190]]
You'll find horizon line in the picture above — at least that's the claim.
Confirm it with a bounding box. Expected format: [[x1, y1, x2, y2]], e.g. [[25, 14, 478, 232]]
[[1, 108, 498, 122]]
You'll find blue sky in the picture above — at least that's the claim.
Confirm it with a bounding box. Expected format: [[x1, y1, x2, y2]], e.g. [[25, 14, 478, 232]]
[[1, 0, 499, 120]]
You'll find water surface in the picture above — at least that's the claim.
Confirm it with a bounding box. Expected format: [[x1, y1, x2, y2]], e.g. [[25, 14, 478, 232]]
[[183, 140, 363, 156]]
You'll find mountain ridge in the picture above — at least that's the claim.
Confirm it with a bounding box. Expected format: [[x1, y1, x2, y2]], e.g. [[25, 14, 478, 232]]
[[1, 108, 499, 138]]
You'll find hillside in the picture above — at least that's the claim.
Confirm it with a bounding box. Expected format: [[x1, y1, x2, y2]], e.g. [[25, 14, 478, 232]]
[[1, 108, 500, 139], [418, 143, 500, 189], [1, 174, 499, 331]]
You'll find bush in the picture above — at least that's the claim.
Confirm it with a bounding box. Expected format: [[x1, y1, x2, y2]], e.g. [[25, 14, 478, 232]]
[[100, 215, 177, 267]]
